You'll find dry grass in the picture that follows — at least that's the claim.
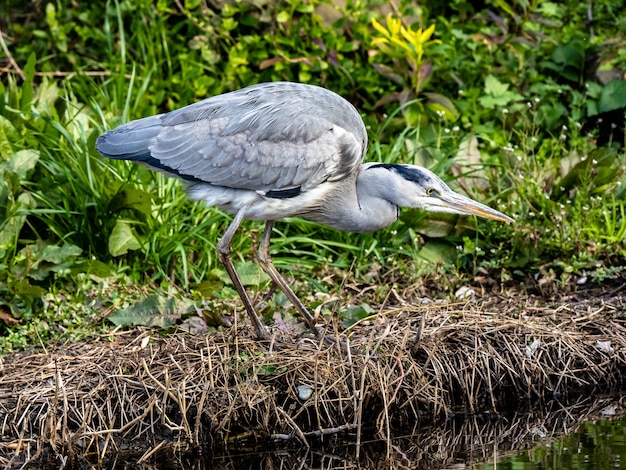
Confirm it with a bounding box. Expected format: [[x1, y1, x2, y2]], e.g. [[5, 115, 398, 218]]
[[1, 292, 625, 467]]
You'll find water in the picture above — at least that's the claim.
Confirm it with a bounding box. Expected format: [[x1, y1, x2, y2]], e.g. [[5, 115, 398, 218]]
[[479, 415, 626, 469], [203, 409, 626, 469], [74, 399, 626, 468]]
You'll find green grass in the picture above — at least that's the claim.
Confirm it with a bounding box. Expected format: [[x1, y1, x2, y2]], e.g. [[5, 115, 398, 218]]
[[1, 0, 625, 352]]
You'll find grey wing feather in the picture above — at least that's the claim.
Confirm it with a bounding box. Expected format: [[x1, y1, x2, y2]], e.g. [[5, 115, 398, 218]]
[[96, 82, 368, 193], [96, 115, 163, 160]]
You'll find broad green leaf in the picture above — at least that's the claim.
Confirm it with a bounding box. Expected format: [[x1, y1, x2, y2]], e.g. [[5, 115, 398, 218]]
[[66, 107, 93, 140], [109, 185, 153, 215], [408, 211, 471, 238], [424, 92, 459, 120], [38, 243, 82, 264], [538, 2, 562, 17], [479, 75, 524, 108], [585, 81, 603, 99], [0, 115, 18, 159], [71, 259, 114, 278], [276, 11, 290, 23], [193, 279, 225, 298], [555, 148, 619, 197], [108, 294, 193, 327], [0, 192, 36, 249], [586, 100, 598, 117], [341, 303, 375, 328], [417, 240, 458, 264], [478, 94, 513, 108], [216, 260, 269, 286], [108, 219, 142, 256], [295, 3, 313, 13], [550, 40, 585, 82], [7, 150, 40, 179], [492, 0, 515, 18], [484, 75, 510, 96], [11, 241, 82, 281], [10, 278, 45, 298], [598, 79, 626, 114], [403, 103, 428, 127], [37, 78, 60, 112]]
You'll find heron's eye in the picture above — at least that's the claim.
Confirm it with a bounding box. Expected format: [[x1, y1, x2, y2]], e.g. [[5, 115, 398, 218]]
[[426, 188, 435, 195]]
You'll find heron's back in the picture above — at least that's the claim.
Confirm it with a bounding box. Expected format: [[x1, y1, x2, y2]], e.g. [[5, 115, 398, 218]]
[[96, 82, 367, 194]]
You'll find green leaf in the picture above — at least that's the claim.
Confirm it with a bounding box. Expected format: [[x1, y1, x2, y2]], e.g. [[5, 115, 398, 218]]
[[410, 211, 470, 238], [424, 92, 459, 120], [10, 278, 45, 298], [598, 79, 626, 113], [109, 185, 153, 215], [108, 294, 193, 327], [484, 75, 510, 96], [108, 219, 142, 256], [586, 99, 598, 117], [38, 243, 83, 265], [479, 75, 524, 108], [0, 116, 19, 159], [37, 78, 60, 113], [20, 53, 36, 109], [555, 148, 619, 197], [193, 279, 225, 298], [0, 172, 7, 207], [11, 241, 82, 281], [7, 150, 40, 179], [417, 240, 458, 264], [276, 11, 290, 23], [341, 303, 375, 328], [216, 261, 269, 286], [585, 81, 603, 99], [0, 192, 37, 249], [71, 259, 114, 278], [550, 39, 585, 82]]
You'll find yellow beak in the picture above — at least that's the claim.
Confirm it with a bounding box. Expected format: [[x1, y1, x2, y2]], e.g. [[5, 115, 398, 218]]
[[440, 191, 515, 223]]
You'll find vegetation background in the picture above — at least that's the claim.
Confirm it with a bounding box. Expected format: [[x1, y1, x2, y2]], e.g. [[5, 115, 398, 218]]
[[0, 0, 625, 352]]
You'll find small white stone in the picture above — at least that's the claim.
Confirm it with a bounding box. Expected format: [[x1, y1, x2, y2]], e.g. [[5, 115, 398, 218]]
[[595, 341, 613, 354], [297, 385, 313, 401], [525, 338, 541, 358], [601, 404, 618, 416], [454, 286, 475, 300]]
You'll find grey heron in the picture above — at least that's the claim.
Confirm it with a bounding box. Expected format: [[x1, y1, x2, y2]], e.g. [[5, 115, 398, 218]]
[[96, 82, 513, 341]]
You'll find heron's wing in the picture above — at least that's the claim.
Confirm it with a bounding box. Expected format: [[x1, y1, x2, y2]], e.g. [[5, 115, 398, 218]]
[[96, 82, 367, 194]]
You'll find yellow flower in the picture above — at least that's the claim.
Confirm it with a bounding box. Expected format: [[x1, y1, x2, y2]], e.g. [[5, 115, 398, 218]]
[[371, 15, 439, 63]]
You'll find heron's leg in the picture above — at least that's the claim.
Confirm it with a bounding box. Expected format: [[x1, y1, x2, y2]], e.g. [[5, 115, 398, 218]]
[[217, 210, 268, 340], [257, 220, 321, 338]]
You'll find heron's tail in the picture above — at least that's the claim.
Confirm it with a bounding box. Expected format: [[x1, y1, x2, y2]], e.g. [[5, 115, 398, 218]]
[[95, 115, 163, 161]]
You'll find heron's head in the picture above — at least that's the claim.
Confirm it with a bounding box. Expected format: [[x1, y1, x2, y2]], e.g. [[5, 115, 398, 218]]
[[365, 163, 514, 223]]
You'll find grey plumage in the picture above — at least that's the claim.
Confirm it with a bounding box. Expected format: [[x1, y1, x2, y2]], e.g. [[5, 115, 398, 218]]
[[97, 82, 364, 195], [97, 81, 513, 340]]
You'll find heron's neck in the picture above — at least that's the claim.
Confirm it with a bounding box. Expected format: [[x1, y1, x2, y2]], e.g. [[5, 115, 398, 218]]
[[316, 165, 401, 233]]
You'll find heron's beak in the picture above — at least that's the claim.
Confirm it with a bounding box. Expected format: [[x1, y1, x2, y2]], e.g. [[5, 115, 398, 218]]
[[440, 191, 515, 223]]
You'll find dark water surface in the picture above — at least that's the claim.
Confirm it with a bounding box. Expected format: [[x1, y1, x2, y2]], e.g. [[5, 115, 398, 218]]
[[73, 397, 626, 468], [476, 414, 626, 470], [199, 400, 626, 469], [208, 400, 626, 469]]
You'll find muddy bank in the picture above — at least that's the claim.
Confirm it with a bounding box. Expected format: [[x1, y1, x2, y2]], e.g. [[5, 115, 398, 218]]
[[1, 292, 625, 467]]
